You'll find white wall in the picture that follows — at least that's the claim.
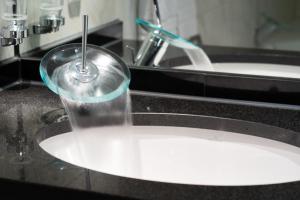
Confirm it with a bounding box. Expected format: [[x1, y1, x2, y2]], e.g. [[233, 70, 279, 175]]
[[296, 0, 300, 17], [0, 47, 14, 61], [0, 0, 137, 61], [21, 0, 137, 54], [196, 0, 298, 48]]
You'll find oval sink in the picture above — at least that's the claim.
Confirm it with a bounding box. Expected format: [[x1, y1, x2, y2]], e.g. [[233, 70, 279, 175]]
[[175, 63, 300, 79], [37, 113, 300, 186]]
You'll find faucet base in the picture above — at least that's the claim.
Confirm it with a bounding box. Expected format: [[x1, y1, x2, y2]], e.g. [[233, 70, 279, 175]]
[[0, 20, 29, 47], [32, 16, 65, 34]]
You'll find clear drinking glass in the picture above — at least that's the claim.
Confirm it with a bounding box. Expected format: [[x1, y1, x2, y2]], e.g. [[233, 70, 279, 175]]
[[40, 0, 64, 18], [1, 0, 28, 21], [0, 0, 27, 31]]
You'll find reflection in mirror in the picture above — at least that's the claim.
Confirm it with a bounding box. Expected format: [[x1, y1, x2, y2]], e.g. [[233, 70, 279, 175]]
[[134, 18, 212, 71], [68, 0, 80, 18], [2, 0, 300, 80], [136, 0, 300, 80], [134, 0, 215, 74]]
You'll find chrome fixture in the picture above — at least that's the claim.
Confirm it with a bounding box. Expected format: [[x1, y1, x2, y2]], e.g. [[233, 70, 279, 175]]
[[133, 0, 166, 67], [0, 0, 29, 47], [134, 33, 167, 66], [133, 0, 202, 68], [32, 15, 65, 34], [32, 0, 65, 34]]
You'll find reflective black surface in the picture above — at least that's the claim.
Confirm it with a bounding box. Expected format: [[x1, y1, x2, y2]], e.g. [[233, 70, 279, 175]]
[[1, 84, 300, 199], [2, 22, 300, 199]]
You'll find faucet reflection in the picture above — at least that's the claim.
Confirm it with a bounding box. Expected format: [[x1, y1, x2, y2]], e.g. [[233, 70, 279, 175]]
[[133, 0, 212, 70]]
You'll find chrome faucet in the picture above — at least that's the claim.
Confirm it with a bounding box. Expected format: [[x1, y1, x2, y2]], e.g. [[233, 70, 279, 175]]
[[133, 0, 167, 67]]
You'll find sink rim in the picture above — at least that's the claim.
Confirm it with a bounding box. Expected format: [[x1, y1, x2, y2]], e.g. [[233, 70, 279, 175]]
[[35, 112, 300, 187], [36, 112, 300, 149], [173, 63, 300, 80]]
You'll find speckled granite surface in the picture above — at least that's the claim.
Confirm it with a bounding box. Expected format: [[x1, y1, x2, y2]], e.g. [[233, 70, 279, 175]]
[[1, 83, 300, 199]]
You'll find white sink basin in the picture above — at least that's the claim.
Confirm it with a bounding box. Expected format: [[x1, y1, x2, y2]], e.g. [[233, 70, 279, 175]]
[[40, 124, 300, 186], [175, 63, 300, 79]]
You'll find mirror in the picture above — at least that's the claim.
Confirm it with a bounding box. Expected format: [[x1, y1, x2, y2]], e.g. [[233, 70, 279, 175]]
[[1, 0, 300, 80], [135, 0, 300, 80], [137, 0, 300, 51], [145, 1, 298, 51]]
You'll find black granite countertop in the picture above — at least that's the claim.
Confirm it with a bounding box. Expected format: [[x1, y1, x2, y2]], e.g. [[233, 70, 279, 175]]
[[1, 24, 300, 198], [1, 83, 300, 199]]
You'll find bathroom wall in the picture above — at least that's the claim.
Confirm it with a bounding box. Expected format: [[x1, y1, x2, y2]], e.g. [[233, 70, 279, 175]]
[[0, 47, 14, 61], [20, 0, 138, 54], [296, 1, 300, 17], [196, 0, 298, 47], [0, 0, 137, 61], [136, 0, 298, 48]]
